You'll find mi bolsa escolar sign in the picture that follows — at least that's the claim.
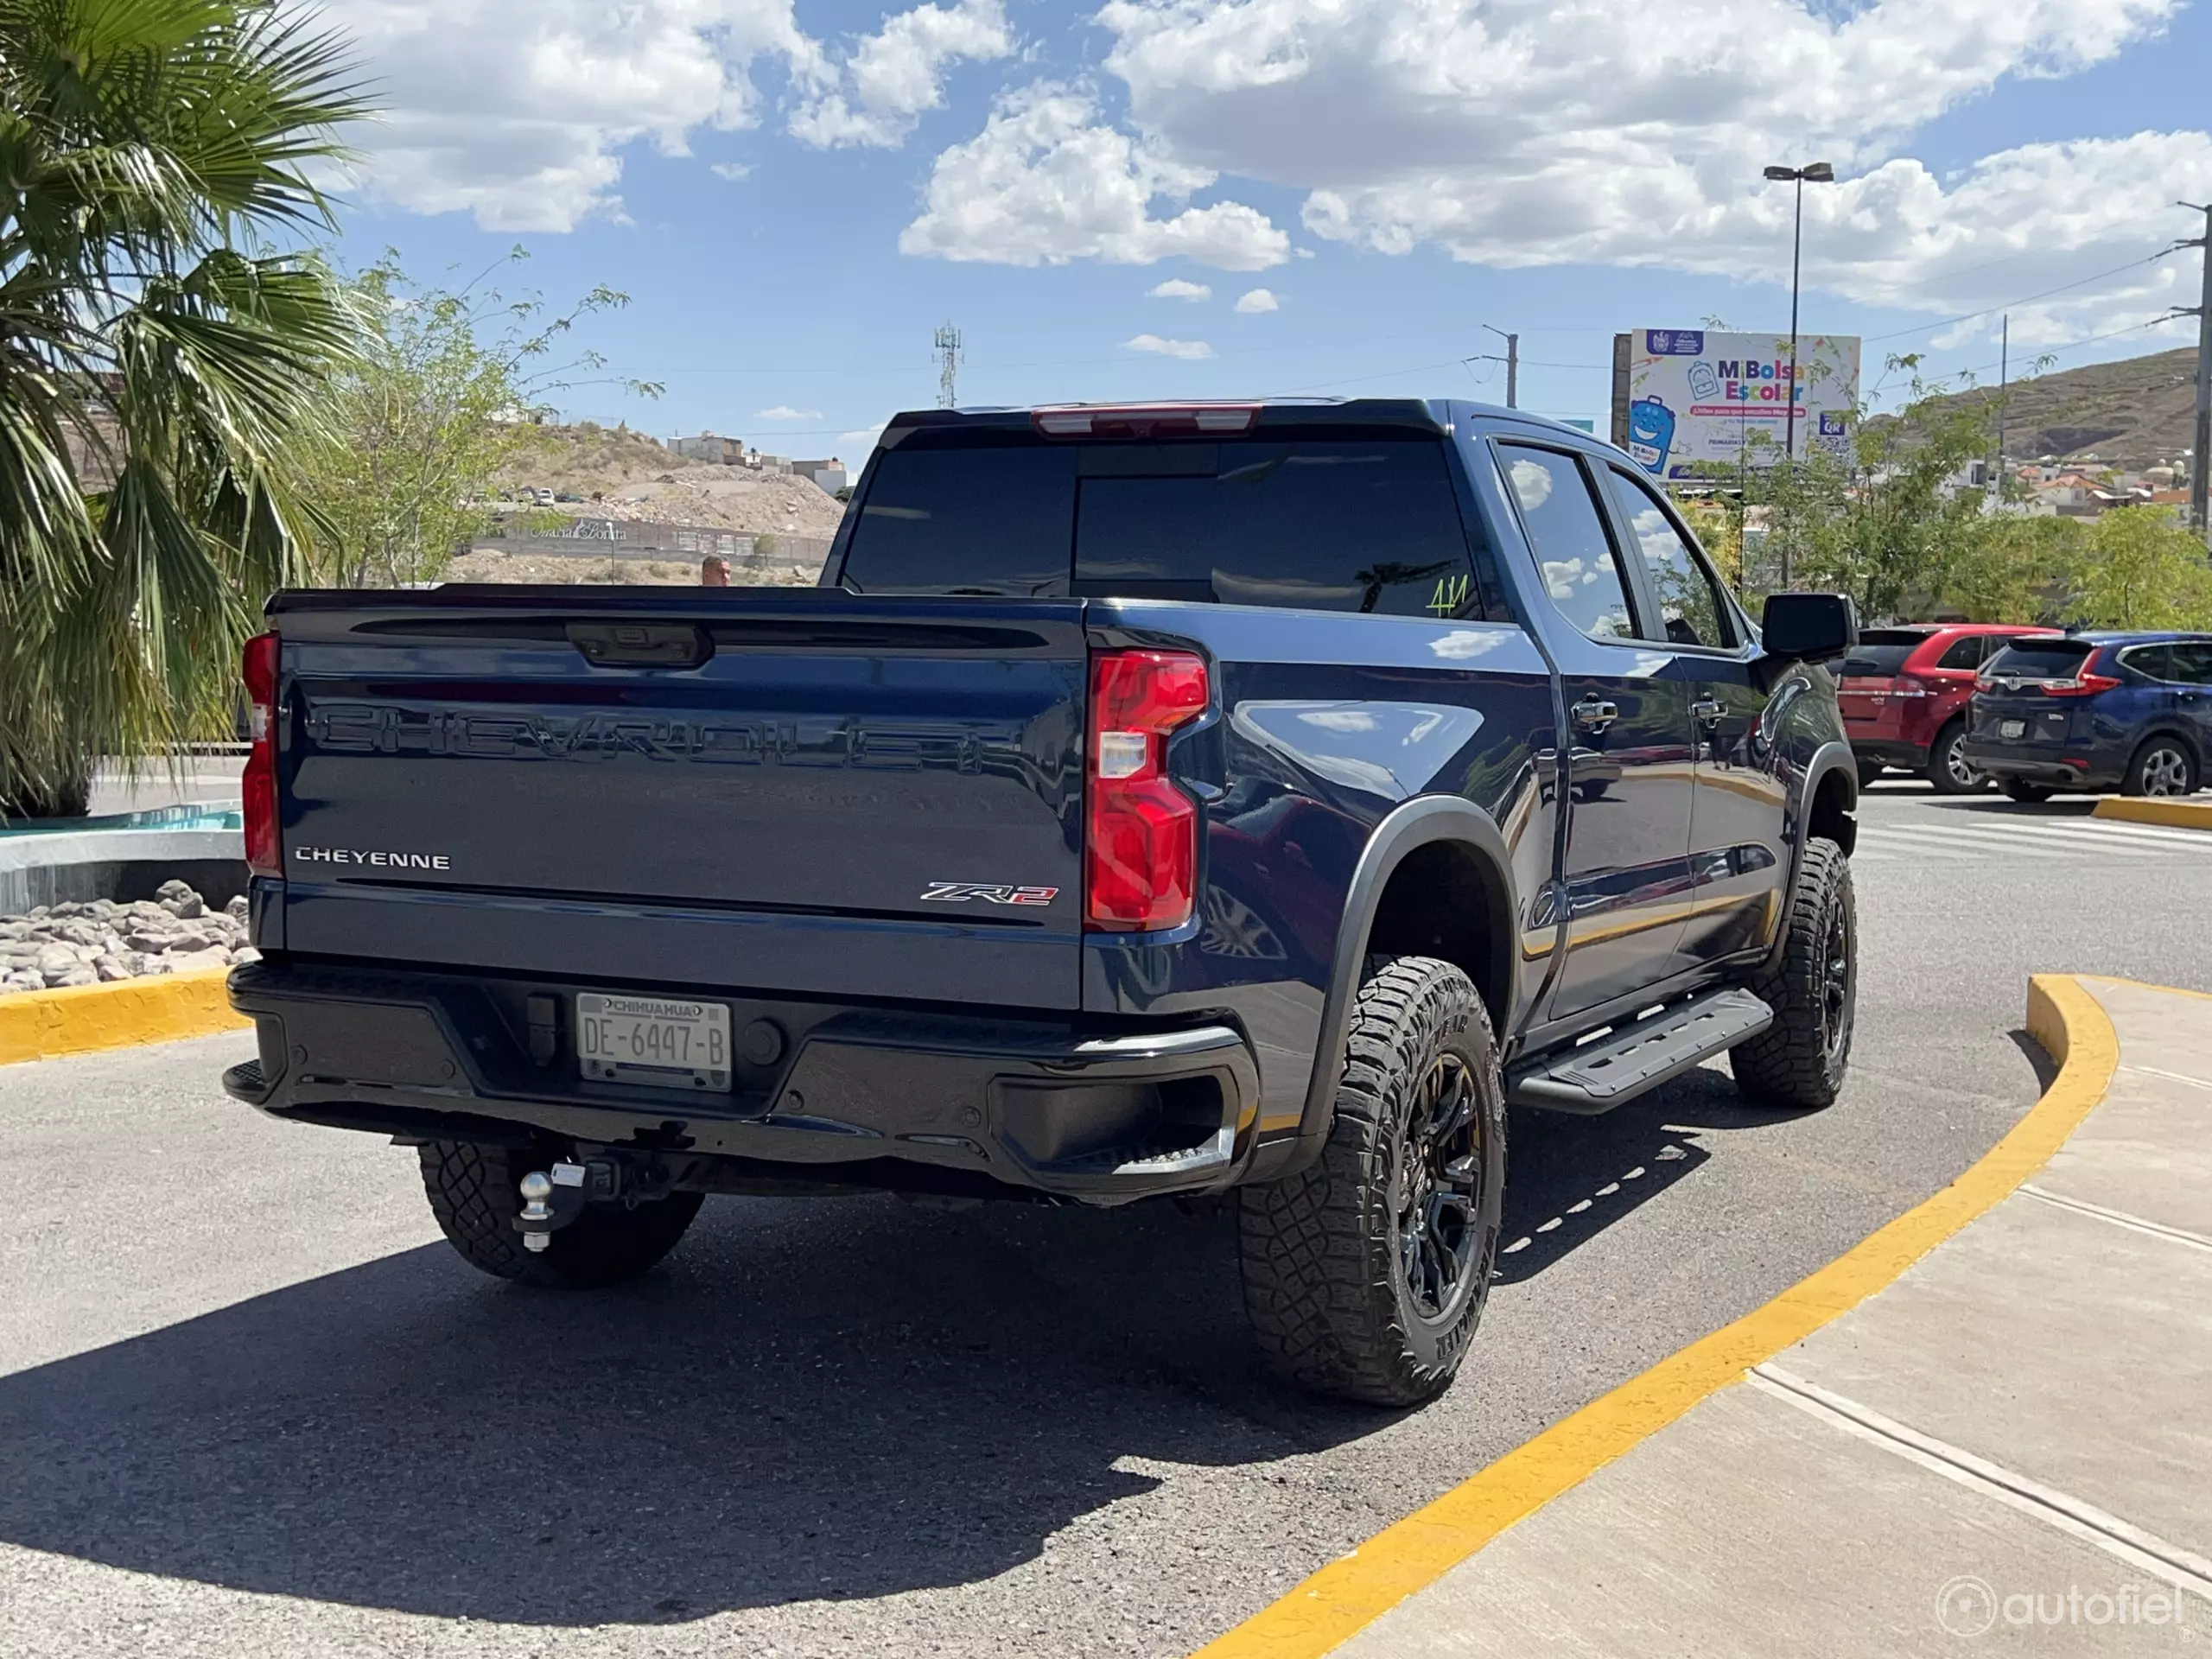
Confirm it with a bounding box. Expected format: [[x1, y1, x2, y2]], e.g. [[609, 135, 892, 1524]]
[[1610, 329, 1859, 480]]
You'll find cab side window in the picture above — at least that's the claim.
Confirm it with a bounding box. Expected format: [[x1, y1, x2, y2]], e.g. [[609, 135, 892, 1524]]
[[1496, 445, 1637, 642], [1605, 467, 1734, 650]]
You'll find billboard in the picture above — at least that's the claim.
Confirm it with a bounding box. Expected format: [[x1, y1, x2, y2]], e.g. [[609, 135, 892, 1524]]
[[1609, 329, 1859, 480]]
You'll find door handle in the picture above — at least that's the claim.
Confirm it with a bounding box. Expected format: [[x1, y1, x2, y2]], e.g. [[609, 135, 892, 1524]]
[[1691, 697, 1725, 726], [1571, 698, 1618, 734]]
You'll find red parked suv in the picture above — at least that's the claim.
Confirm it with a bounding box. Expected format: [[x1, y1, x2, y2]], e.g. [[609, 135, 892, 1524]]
[[1840, 624, 2063, 793]]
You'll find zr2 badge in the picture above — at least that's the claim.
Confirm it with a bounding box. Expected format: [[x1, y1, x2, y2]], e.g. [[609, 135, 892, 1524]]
[[919, 881, 1059, 906]]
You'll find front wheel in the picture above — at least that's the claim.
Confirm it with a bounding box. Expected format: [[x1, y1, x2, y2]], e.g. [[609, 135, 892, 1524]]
[[1731, 837, 1854, 1111], [418, 1141, 704, 1287], [1926, 720, 1986, 795], [1238, 957, 1506, 1407], [2122, 737, 2198, 798]]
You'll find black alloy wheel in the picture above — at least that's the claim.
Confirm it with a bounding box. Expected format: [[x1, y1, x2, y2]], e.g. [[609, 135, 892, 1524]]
[[1395, 1052, 1484, 1323]]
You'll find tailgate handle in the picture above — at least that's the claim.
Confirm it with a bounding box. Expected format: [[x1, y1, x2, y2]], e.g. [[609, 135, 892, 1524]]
[[566, 622, 713, 669]]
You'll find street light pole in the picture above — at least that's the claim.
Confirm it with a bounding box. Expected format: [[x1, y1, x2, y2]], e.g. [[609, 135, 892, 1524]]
[[1764, 162, 1834, 464]]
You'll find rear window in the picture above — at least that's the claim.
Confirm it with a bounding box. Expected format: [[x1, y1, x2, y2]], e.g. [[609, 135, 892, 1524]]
[[1836, 643, 1919, 677], [842, 434, 1488, 617], [1985, 639, 2093, 677]]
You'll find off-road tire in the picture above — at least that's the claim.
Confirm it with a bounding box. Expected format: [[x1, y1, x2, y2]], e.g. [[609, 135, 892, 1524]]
[[418, 1141, 704, 1288], [1730, 837, 1855, 1111], [1926, 719, 1985, 795], [1237, 957, 1506, 1407], [2001, 779, 2056, 804], [2121, 735, 2198, 798]]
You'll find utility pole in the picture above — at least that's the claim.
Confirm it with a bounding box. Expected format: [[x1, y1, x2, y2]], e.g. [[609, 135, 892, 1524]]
[[1479, 325, 1518, 407], [1764, 162, 1835, 461], [1996, 313, 2008, 503], [933, 322, 963, 410], [2182, 203, 2211, 542]]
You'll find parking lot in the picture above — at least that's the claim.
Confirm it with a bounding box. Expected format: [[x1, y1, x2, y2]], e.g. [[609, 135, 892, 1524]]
[[3, 784, 2208, 1659]]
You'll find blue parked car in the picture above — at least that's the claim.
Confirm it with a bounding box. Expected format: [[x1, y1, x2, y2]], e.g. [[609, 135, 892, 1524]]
[[1962, 632, 2212, 802]]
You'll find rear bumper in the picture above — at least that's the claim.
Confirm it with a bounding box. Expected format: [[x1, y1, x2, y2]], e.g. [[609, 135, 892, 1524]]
[[1847, 736, 1929, 767], [1956, 740, 2120, 790], [225, 958, 1261, 1205]]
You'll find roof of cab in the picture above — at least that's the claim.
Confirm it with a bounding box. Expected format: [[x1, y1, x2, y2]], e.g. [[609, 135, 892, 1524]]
[[876, 397, 1609, 447]]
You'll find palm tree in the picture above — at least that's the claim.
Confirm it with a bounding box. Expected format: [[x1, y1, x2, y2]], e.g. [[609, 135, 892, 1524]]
[[0, 0, 368, 818]]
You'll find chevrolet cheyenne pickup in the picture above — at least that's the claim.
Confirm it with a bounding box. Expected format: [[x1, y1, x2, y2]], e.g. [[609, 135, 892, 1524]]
[[224, 397, 1862, 1406]]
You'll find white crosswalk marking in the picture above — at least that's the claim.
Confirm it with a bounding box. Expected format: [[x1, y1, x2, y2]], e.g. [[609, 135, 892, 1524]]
[[1853, 811, 2209, 865]]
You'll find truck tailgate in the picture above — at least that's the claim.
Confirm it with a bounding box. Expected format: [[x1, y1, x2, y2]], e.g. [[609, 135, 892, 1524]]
[[269, 590, 1088, 1008]]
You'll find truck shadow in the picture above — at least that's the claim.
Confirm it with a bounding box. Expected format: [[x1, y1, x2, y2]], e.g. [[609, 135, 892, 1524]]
[[0, 1076, 1768, 1629], [1497, 1065, 1794, 1284], [0, 1192, 1356, 1627]]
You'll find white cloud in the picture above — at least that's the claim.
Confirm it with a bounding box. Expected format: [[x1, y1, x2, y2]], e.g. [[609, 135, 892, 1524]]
[[324, 0, 824, 230], [710, 162, 752, 181], [756, 406, 823, 420], [1233, 287, 1280, 313], [1149, 278, 1213, 301], [899, 82, 1290, 270], [1091, 0, 2206, 329], [790, 0, 1014, 149], [1124, 334, 1215, 359]]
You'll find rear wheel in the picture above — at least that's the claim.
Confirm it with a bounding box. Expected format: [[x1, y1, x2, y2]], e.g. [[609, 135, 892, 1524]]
[[418, 1141, 704, 1287], [1731, 837, 1854, 1111], [2001, 779, 2056, 804], [2122, 737, 2198, 798], [1238, 957, 1505, 1407], [1926, 719, 1986, 795]]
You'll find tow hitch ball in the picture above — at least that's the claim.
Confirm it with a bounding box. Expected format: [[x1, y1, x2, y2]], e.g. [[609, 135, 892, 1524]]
[[515, 1162, 595, 1253]]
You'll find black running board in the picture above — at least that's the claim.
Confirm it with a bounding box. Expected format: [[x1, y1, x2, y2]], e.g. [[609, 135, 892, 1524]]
[[1507, 988, 1774, 1115]]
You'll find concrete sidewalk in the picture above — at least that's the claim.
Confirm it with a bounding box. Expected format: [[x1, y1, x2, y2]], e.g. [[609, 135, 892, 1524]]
[[1327, 976, 2211, 1656]]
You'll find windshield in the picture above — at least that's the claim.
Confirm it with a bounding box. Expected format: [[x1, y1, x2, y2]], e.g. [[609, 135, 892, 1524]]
[[1984, 640, 2094, 678], [841, 433, 1491, 616], [1836, 642, 1920, 677]]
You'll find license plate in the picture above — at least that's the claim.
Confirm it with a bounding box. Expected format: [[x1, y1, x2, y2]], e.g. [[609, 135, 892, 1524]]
[[2000, 720, 2026, 739], [575, 994, 731, 1090]]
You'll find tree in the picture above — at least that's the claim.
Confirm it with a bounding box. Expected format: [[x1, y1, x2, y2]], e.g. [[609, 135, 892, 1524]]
[[2064, 507, 2212, 629], [0, 0, 367, 819], [291, 252, 657, 588]]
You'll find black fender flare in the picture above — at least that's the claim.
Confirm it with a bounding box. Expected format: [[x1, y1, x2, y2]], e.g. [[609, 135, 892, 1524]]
[[1287, 795, 1521, 1163], [1765, 739, 1859, 971]]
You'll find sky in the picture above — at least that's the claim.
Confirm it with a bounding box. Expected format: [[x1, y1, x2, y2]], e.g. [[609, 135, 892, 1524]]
[[317, 0, 2212, 460]]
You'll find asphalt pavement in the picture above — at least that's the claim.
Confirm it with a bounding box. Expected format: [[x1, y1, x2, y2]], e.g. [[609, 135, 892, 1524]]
[[3, 782, 2209, 1658]]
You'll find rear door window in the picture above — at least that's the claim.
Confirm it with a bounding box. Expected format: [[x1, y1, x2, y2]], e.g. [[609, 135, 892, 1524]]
[[1986, 640, 2094, 679], [2168, 643, 2212, 683], [1603, 467, 1734, 649], [1496, 445, 1638, 642], [1072, 438, 1480, 615], [842, 440, 1075, 594]]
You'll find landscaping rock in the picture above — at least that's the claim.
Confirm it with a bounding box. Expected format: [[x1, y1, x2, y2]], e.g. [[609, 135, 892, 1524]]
[[0, 882, 252, 995]]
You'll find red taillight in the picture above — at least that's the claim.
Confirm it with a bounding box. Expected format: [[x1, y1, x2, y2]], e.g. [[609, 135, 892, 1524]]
[[2042, 673, 2121, 697], [1085, 649, 1209, 931], [241, 631, 281, 876]]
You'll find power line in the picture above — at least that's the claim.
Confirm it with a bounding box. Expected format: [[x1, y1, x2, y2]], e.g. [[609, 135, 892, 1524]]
[[1862, 249, 2178, 344]]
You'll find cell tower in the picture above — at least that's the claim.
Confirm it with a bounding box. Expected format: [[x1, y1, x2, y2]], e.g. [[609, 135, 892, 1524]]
[[932, 322, 963, 409]]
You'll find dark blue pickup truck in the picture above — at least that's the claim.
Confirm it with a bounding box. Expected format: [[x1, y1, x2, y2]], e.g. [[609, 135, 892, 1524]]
[[225, 397, 1861, 1406]]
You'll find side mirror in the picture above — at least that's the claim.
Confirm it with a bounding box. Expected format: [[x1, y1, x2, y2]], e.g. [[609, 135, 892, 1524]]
[[1761, 592, 1859, 663]]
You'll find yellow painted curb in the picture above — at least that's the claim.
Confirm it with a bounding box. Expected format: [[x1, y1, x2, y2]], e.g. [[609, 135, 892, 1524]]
[[2092, 797, 2212, 831], [1192, 973, 2119, 1659], [0, 969, 247, 1067]]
